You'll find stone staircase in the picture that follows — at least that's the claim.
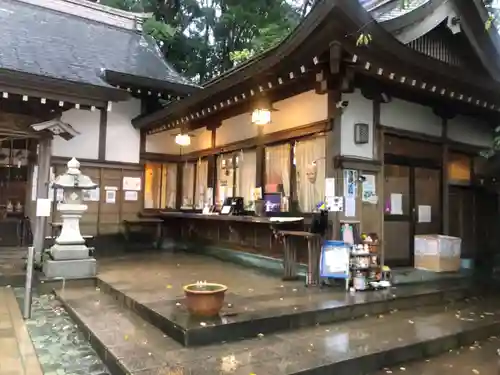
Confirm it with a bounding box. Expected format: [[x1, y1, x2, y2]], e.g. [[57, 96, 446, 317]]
[[51, 277, 500, 375]]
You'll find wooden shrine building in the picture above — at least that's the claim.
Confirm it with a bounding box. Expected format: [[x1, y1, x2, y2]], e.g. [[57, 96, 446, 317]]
[[0, 0, 198, 250], [135, 0, 500, 267]]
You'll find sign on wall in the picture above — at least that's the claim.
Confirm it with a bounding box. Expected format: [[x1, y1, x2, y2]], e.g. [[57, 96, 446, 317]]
[[122, 177, 141, 191]]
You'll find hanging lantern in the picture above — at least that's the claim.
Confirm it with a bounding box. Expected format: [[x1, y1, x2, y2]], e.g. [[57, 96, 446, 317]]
[[251, 97, 276, 125], [251, 108, 272, 125], [175, 133, 191, 146]]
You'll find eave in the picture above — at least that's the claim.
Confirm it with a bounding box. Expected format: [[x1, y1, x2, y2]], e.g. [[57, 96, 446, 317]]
[[452, 0, 500, 82], [135, 0, 500, 134], [103, 70, 201, 97], [0, 68, 130, 108]]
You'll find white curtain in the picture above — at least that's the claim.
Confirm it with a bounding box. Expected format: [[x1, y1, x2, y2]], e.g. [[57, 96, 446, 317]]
[[265, 144, 290, 196], [195, 159, 208, 208], [182, 162, 195, 207], [236, 150, 256, 209], [295, 136, 326, 212], [165, 163, 177, 209], [216, 154, 233, 205]]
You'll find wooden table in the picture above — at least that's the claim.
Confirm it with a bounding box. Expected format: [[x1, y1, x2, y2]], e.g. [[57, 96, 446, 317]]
[[277, 230, 322, 286], [122, 218, 163, 248]]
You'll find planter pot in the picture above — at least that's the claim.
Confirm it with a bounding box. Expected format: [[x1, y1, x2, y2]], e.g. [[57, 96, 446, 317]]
[[183, 283, 228, 317]]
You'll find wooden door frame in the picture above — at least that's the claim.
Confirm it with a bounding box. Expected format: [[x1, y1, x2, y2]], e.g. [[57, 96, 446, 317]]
[[384, 154, 441, 267]]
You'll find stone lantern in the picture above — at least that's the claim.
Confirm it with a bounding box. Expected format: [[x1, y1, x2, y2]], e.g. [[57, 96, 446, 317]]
[[43, 158, 98, 279]]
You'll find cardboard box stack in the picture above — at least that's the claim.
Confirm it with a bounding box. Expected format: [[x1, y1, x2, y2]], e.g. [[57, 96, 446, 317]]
[[414, 235, 461, 272]]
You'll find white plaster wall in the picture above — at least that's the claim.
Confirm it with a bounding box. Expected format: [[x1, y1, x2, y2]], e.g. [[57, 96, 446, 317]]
[[262, 90, 328, 134], [380, 98, 442, 136], [215, 90, 328, 146], [340, 89, 374, 159], [447, 115, 493, 148], [52, 108, 100, 159], [146, 127, 212, 154], [106, 99, 141, 163], [216, 112, 258, 146]]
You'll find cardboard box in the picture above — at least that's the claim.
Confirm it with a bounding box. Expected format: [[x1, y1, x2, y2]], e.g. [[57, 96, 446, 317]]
[[414, 235, 461, 272]]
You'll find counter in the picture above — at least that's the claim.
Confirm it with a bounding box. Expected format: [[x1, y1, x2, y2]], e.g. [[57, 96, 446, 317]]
[[157, 211, 305, 259]]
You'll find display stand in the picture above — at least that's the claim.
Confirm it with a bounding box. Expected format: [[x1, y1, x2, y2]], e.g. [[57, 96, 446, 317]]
[[319, 240, 351, 290], [349, 239, 381, 291]]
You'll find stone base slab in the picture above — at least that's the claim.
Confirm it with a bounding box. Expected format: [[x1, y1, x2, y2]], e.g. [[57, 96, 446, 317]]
[[50, 244, 90, 260], [43, 258, 97, 279]]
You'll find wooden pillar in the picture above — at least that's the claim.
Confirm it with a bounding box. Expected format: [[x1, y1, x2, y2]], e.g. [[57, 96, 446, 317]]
[[326, 89, 341, 240], [255, 126, 265, 189], [176, 162, 183, 209], [441, 117, 450, 235], [33, 136, 52, 262], [206, 126, 217, 204]]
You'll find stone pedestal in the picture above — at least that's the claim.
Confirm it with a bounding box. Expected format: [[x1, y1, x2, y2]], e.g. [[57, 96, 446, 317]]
[[42, 158, 98, 279]]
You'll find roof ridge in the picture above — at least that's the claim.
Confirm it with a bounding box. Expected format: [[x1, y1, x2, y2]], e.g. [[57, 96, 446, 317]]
[[13, 0, 152, 31]]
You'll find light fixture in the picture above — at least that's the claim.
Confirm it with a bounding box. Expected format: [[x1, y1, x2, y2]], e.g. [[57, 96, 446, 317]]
[[251, 108, 272, 125], [251, 97, 276, 125], [175, 133, 191, 146]]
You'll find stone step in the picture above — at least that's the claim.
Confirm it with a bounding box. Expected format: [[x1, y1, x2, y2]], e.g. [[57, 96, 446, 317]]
[[57, 286, 500, 375], [96, 277, 472, 346], [372, 335, 500, 375]]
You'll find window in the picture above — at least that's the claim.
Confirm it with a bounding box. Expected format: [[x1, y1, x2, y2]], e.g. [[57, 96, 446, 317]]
[[181, 162, 195, 207], [216, 154, 234, 205], [265, 143, 290, 197], [294, 136, 326, 212], [144, 162, 177, 209], [195, 159, 208, 209], [448, 152, 471, 185], [235, 150, 256, 209]]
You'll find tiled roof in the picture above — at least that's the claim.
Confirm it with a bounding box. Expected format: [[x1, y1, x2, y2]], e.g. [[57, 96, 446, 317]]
[[0, 0, 197, 90]]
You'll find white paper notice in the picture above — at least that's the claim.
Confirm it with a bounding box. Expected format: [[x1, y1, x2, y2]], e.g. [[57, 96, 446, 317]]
[[325, 178, 335, 197], [390, 193, 403, 215], [36, 198, 51, 217], [418, 205, 432, 223], [105, 190, 116, 204], [124, 191, 138, 201], [362, 174, 376, 203], [344, 197, 356, 217], [122, 177, 141, 191]]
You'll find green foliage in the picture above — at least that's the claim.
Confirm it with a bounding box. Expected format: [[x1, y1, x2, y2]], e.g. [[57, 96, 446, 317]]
[[143, 18, 176, 41]]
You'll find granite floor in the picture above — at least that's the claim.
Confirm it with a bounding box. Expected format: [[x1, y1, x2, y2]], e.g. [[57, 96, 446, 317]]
[[0, 286, 43, 375], [373, 335, 500, 374], [13, 288, 110, 375], [60, 282, 500, 374]]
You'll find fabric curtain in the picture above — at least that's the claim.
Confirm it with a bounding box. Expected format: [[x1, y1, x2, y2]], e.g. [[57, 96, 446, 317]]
[[182, 162, 195, 207], [236, 150, 256, 209], [164, 163, 177, 209], [295, 136, 326, 212], [144, 163, 162, 209], [265, 144, 290, 197], [216, 154, 233, 205], [195, 159, 208, 209]]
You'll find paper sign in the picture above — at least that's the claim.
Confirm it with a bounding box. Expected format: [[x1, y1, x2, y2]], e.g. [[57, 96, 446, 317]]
[[327, 196, 343, 212], [104, 186, 118, 191], [418, 205, 432, 223], [124, 191, 138, 201], [105, 190, 116, 204], [325, 178, 335, 197], [343, 170, 357, 198], [83, 189, 99, 202], [362, 175, 376, 203], [344, 197, 356, 217], [122, 177, 141, 191], [390, 193, 403, 215], [320, 241, 350, 279], [36, 198, 51, 217]]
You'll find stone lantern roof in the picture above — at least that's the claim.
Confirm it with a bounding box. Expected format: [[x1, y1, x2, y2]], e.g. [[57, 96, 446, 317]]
[[52, 158, 98, 190]]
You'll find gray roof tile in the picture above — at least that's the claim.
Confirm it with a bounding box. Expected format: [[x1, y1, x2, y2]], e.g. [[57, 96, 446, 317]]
[[0, 0, 195, 89]]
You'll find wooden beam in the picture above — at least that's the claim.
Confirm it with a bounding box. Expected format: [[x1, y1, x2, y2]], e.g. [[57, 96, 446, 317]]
[[98, 109, 107, 161], [329, 41, 342, 75], [441, 117, 450, 235]]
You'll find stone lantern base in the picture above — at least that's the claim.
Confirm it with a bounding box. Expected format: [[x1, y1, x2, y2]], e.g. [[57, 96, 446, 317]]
[[43, 258, 96, 279]]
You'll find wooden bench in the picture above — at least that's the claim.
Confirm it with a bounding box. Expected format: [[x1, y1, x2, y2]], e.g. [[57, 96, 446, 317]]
[[276, 230, 322, 286], [122, 218, 163, 249]]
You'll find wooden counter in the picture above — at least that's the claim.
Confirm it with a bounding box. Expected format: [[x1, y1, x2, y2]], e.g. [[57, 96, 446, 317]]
[[157, 211, 305, 259]]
